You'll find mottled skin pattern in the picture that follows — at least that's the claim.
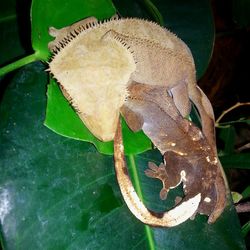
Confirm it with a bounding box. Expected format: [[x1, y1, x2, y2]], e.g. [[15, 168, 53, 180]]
[[48, 15, 228, 226], [122, 83, 227, 223], [48, 15, 216, 151]]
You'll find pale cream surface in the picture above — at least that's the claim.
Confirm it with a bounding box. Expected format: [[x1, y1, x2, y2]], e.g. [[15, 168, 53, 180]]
[[49, 18, 194, 141], [50, 36, 135, 141]]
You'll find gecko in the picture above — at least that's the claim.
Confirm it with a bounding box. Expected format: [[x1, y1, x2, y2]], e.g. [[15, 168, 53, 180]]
[[48, 15, 216, 151], [48, 15, 228, 227]]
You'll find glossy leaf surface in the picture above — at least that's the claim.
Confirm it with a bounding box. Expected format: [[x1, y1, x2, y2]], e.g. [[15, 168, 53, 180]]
[[0, 62, 246, 249]]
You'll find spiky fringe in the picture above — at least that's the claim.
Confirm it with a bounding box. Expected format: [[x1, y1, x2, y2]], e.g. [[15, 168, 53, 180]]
[[50, 16, 122, 54]]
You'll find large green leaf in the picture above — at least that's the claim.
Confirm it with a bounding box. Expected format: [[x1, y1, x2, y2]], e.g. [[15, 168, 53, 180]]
[[43, 0, 214, 154], [220, 153, 250, 169], [0, 0, 246, 249], [0, 62, 246, 250]]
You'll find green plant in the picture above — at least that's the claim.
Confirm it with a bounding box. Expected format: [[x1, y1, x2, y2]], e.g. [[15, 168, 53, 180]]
[[0, 0, 248, 249]]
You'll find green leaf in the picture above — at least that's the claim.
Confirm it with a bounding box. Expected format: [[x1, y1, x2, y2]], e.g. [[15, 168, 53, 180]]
[[220, 153, 250, 169], [44, 0, 215, 154], [0, 63, 246, 249], [138, 0, 164, 26], [218, 126, 236, 155], [31, 0, 116, 60], [218, 126, 250, 170], [231, 192, 243, 204], [242, 221, 250, 238], [241, 186, 250, 200]]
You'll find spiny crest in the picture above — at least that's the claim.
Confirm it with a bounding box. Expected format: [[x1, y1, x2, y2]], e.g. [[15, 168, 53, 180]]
[[49, 16, 162, 54], [102, 30, 136, 61], [49, 15, 120, 54], [48, 15, 189, 71], [101, 29, 192, 72], [58, 84, 82, 115], [49, 21, 97, 53], [105, 29, 175, 56]]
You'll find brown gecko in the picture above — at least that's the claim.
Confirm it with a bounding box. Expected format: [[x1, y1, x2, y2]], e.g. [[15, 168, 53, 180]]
[[115, 83, 228, 226], [48, 16, 216, 151], [48, 16, 228, 227]]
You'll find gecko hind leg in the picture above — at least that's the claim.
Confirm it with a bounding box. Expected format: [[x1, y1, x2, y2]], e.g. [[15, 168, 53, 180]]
[[145, 162, 171, 200]]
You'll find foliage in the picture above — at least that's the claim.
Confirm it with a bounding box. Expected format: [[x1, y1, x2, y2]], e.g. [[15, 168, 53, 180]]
[[0, 0, 248, 249]]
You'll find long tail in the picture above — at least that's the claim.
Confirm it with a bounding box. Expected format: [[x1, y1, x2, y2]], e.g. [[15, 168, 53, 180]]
[[113, 118, 201, 227]]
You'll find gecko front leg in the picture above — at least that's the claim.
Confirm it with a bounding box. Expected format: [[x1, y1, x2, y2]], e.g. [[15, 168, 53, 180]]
[[145, 151, 218, 218], [145, 161, 185, 201]]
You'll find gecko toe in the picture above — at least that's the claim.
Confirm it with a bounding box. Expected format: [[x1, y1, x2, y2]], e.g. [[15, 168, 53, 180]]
[[160, 188, 169, 200]]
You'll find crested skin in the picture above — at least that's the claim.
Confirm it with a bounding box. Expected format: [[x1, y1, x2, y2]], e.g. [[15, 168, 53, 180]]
[[121, 82, 228, 224], [48, 16, 227, 226], [48, 16, 196, 142]]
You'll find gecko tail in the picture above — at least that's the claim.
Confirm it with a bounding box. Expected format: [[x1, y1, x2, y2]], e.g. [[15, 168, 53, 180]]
[[113, 118, 201, 227]]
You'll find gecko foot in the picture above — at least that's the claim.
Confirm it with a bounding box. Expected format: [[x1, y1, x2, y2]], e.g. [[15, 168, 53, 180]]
[[145, 162, 170, 200]]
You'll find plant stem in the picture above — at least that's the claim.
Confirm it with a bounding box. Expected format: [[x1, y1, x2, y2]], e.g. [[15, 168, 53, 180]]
[[0, 52, 40, 76], [128, 154, 156, 250], [0, 14, 16, 24], [242, 220, 250, 238], [142, 0, 164, 26], [215, 102, 250, 126]]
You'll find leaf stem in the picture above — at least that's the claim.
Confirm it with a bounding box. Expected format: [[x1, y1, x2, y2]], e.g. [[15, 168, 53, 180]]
[[142, 0, 164, 26], [215, 102, 250, 126], [0, 13, 16, 24], [128, 154, 156, 250], [242, 220, 250, 238], [0, 52, 40, 76]]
